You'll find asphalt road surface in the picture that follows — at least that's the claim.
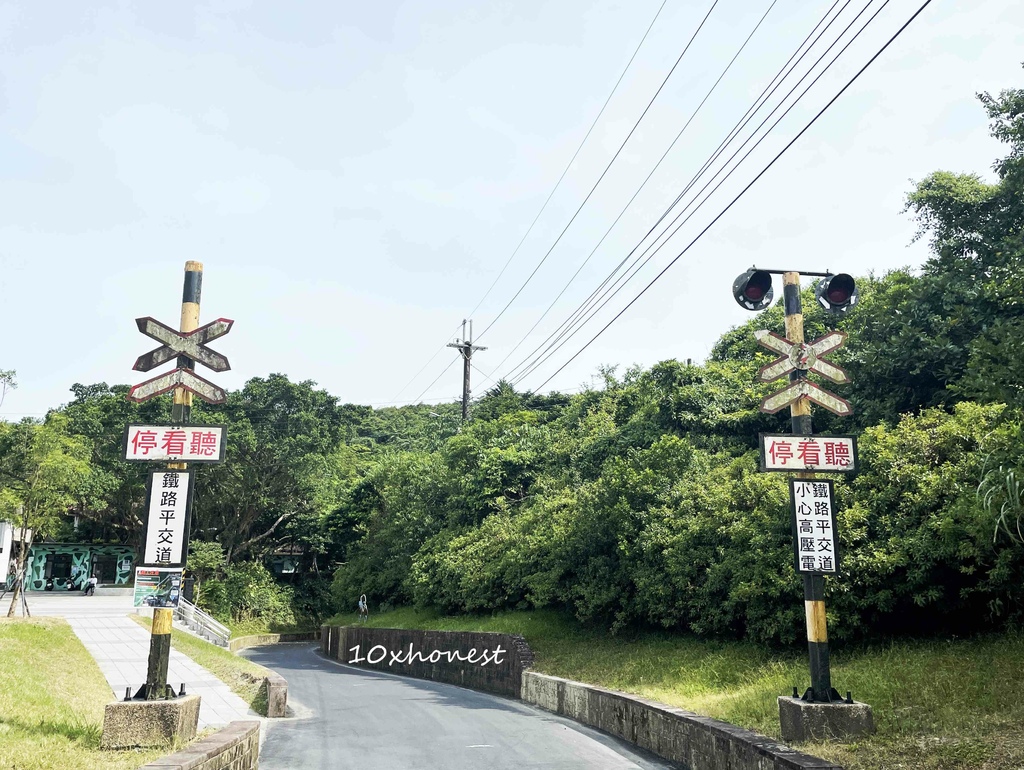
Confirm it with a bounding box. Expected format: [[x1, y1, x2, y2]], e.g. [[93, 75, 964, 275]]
[[243, 644, 676, 770]]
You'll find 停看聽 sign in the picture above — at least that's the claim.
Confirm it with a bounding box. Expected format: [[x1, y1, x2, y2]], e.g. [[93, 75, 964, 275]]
[[123, 424, 226, 463], [759, 434, 857, 473]]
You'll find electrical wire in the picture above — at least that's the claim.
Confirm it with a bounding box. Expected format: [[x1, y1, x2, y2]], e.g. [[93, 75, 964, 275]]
[[506, 0, 871, 385], [529, 0, 935, 392], [410, 355, 461, 405], [473, 0, 721, 341], [501, 0, 851, 384], [391, 322, 463, 402], [398, 0, 672, 406], [488, 0, 783, 380], [465, 0, 671, 320]]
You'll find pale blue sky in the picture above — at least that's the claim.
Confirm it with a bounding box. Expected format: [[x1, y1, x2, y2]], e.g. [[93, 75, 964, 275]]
[[1, 0, 1022, 417]]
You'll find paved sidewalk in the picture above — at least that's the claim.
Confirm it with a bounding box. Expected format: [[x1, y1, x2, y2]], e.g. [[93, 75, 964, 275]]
[[25, 592, 258, 728]]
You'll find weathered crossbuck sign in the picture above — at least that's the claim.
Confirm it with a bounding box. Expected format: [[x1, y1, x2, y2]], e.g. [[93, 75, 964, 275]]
[[760, 434, 857, 472], [123, 425, 226, 463], [127, 316, 234, 404], [755, 330, 849, 383], [133, 317, 234, 373], [127, 367, 228, 404], [790, 479, 838, 575], [759, 380, 853, 416], [755, 330, 853, 416]]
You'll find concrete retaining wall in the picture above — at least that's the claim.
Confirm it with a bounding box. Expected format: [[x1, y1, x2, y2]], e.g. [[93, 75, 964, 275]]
[[523, 672, 843, 770], [320, 624, 842, 769], [228, 631, 321, 717], [140, 721, 260, 770], [228, 631, 319, 653], [321, 625, 535, 698]]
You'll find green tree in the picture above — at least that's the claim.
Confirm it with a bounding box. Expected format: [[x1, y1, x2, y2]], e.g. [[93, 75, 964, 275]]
[[193, 374, 348, 563], [0, 415, 102, 615]]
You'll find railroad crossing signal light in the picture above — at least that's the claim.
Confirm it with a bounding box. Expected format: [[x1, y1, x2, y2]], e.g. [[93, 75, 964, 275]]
[[733, 269, 775, 311], [814, 274, 858, 314]]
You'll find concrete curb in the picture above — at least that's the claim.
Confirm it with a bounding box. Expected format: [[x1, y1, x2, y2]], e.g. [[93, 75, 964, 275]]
[[228, 631, 318, 717], [524, 671, 843, 770], [140, 720, 260, 770]]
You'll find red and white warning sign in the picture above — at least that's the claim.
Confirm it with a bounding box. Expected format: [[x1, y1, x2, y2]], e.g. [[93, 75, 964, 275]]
[[759, 434, 857, 473], [123, 425, 226, 463]]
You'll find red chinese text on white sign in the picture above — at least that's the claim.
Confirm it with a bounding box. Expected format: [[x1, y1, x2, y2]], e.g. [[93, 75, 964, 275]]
[[760, 434, 856, 473], [123, 425, 225, 463]]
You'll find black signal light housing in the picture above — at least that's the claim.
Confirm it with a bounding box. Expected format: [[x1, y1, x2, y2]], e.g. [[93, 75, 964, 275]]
[[732, 269, 775, 311], [814, 273, 858, 314]]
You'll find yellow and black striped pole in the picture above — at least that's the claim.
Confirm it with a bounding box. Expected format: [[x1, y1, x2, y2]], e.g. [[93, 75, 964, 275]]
[[144, 260, 202, 700], [782, 271, 840, 703]]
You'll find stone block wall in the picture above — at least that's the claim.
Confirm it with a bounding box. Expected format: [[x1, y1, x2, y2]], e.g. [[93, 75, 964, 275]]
[[141, 721, 260, 770], [321, 625, 535, 698], [228, 630, 320, 653], [523, 672, 843, 770]]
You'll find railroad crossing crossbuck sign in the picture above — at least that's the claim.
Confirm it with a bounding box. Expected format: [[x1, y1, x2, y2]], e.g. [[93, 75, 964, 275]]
[[755, 330, 852, 417], [127, 317, 234, 404], [133, 317, 233, 373]]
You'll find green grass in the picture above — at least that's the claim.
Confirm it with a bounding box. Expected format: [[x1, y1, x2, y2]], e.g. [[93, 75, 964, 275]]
[[0, 617, 164, 770], [327, 608, 1024, 770], [130, 616, 271, 716]]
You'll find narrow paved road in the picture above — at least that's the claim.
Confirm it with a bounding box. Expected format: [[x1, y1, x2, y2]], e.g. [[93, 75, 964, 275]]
[[243, 644, 676, 770]]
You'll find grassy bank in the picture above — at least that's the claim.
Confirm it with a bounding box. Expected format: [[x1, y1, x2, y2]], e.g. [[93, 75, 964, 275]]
[[130, 616, 270, 715], [0, 617, 163, 770], [326, 608, 1024, 770]]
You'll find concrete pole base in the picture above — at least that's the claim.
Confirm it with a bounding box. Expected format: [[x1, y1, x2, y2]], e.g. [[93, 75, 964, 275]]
[[101, 693, 201, 749], [778, 696, 875, 743]]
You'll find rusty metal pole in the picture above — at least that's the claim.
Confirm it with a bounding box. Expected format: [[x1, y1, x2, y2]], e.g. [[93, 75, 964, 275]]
[[144, 261, 202, 700], [782, 271, 839, 703]]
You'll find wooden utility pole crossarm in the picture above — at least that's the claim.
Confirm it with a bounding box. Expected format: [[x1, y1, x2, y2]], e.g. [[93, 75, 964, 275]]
[[447, 319, 487, 422]]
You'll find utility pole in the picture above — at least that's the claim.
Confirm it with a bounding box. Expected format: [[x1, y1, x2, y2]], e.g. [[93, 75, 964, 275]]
[[447, 320, 486, 422]]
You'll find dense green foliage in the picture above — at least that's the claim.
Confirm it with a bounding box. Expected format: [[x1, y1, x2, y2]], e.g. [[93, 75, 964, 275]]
[[3, 75, 1023, 645]]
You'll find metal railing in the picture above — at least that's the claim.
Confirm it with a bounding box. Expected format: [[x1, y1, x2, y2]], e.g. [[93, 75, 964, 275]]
[[174, 597, 231, 647]]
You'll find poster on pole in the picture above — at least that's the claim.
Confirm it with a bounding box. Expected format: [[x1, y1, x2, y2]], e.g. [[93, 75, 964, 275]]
[[133, 567, 183, 608], [759, 434, 857, 473], [141, 470, 195, 568], [123, 425, 226, 463], [790, 479, 839, 575]]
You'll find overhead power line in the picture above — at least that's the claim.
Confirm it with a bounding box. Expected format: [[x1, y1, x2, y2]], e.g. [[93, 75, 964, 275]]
[[490, 0, 784, 381], [505, 0, 867, 386], [410, 355, 461, 406], [464, 0, 671, 321], [474, 0, 721, 342], [391, 322, 464, 402], [397, 0, 672, 406], [530, 0, 935, 392]]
